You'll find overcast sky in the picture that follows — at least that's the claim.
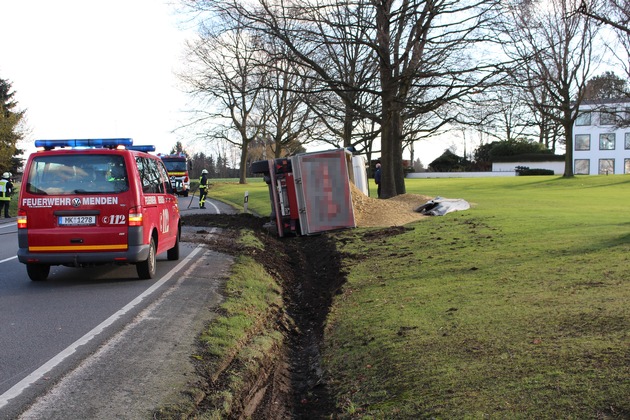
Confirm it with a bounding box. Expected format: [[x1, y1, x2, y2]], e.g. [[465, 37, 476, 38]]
[[0, 1, 451, 166], [0, 0, 193, 156]]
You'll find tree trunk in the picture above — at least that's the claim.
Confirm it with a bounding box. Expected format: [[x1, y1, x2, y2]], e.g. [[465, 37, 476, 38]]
[[563, 117, 574, 177], [239, 142, 249, 184], [343, 104, 354, 148], [392, 111, 406, 195], [380, 104, 395, 199]]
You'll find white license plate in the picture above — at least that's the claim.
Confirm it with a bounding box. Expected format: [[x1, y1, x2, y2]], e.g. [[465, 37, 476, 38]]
[[58, 215, 96, 226]]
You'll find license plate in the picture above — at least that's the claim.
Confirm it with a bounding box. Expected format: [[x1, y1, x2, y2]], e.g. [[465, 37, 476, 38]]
[[58, 215, 96, 226]]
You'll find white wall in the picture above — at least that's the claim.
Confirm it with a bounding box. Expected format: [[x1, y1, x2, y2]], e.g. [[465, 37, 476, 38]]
[[407, 171, 515, 178], [573, 101, 630, 175]]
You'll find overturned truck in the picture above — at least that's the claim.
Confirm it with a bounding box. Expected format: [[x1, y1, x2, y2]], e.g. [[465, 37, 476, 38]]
[[251, 148, 367, 237]]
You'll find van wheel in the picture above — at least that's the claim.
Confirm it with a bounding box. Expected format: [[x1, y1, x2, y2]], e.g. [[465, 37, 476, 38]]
[[137, 237, 156, 279], [27, 264, 50, 281], [183, 190, 189, 197], [167, 227, 180, 261]]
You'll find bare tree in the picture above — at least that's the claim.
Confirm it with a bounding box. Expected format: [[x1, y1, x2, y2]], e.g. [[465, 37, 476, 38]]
[[179, 16, 267, 184], [182, 0, 504, 198], [577, 0, 630, 34], [501, 0, 599, 177], [257, 41, 315, 158]]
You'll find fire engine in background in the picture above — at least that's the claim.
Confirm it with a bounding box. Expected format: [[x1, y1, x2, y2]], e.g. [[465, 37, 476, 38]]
[[159, 153, 190, 197]]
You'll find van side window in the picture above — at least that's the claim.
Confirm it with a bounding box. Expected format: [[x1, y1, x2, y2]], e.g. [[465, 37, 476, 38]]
[[135, 157, 164, 194], [156, 160, 172, 193]]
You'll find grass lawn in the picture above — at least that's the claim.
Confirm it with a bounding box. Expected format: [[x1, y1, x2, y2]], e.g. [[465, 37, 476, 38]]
[[210, 175, 630, 418]]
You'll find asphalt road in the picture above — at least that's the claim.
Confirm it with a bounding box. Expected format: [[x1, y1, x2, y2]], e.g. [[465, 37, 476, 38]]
[[0, 196, 235, 419]]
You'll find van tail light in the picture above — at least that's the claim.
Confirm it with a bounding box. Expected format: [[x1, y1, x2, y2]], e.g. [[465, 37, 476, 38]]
[[17, 209, 27, 229], [184, 175, 189, 183], [128, 206, 143, 226]]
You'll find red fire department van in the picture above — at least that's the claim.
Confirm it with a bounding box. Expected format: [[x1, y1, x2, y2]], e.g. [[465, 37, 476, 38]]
[[17, 138, 181, 281]]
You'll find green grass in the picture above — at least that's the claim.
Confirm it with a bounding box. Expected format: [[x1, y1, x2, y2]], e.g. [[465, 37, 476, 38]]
[[328, 176, 630, 418], [205, 178, 270, 216], [188, 251, 284, 418], [208, 175, 630, 419], [197, 252, 282, 363]]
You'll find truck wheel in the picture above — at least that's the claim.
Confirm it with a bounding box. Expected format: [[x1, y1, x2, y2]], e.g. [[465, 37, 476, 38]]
[[27, 264, 50, 281], [167, 227, 180, 261], [137, 237, 157, 279], [251, 160, 270, 174]]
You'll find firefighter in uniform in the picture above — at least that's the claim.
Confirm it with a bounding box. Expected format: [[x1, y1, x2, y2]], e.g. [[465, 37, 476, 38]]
[[199, 169, 209, 209], [0, 172, 13, 218]]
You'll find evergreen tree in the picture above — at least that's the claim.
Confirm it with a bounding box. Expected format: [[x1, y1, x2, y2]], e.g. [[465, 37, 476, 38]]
[[216, 155, 226, 178], [584, 71, 629, 100], [0, 78, 25, 174], [169, 141, 188, 156]]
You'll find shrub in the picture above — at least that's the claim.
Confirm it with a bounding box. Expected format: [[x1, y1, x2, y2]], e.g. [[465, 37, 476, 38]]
[[515, 166, 555, 176]]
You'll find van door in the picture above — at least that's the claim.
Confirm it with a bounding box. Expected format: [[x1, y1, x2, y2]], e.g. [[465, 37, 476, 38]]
[[135, 156, 177, 254]]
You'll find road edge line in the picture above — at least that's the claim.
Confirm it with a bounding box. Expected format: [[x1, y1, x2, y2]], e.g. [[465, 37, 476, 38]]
[[0, 245, 203, 409]]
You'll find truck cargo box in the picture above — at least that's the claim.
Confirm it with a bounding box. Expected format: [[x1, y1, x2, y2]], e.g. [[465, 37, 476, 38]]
[[252, 148, 359, 237]]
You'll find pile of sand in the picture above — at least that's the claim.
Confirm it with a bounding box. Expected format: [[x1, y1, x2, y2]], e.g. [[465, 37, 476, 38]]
[[350, 183, 432, 227]]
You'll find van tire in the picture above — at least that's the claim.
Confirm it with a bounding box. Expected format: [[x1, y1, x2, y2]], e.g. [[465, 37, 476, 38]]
[[167, 227, 180, 261], [137, 237, 157, 279], [27, 264, 50, 281], [183, 190, 189, 197]]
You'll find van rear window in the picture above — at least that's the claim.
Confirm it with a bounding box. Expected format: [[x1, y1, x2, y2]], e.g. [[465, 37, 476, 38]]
[[26, 154, 129, 195]]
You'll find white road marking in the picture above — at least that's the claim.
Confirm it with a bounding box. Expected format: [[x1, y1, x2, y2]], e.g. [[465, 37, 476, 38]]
[[0, 245, 203, 409], [0, 222, 18, 264], [207, 200, 220, 213]]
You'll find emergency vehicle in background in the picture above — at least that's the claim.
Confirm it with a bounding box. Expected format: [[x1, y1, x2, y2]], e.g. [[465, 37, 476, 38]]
[[17, 138, 181, 281], [158, 153, 190, 197]]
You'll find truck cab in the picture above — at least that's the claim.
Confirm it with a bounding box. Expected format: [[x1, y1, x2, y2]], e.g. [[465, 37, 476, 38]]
[[159, 154, 191, 197]]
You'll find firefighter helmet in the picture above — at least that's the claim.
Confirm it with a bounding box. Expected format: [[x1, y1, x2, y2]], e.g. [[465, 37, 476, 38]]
[[202, 169, 208, 174], [2, 172, 10, 179]]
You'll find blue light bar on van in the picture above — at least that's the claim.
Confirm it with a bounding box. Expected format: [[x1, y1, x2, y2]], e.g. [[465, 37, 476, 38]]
[[128, 145, 156, 152], [34, 138, 134, 150]]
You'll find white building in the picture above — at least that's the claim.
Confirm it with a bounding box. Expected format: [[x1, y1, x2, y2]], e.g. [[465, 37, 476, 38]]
[[573, 99, 630, 175]]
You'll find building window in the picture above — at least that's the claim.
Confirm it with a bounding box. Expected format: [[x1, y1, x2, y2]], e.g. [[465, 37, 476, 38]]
[[600, 107, 617, 125], [625, 133, 630, 149], [625, 159, 630, 174], [599, 133, 615, 150], [575, 112, 591, 126], [575, 159, 590, 175], [575, 134, 590, 150], [599, 159, 614, 175]]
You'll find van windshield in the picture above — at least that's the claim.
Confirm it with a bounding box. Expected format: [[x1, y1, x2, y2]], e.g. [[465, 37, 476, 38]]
[[26, 154, 129, 195]]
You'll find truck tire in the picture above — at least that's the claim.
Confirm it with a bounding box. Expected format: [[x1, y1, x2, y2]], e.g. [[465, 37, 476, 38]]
[[251, 159, 270, 174]]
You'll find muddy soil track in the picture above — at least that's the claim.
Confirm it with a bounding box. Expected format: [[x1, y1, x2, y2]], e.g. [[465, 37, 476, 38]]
[[182, 213, 344, 419]]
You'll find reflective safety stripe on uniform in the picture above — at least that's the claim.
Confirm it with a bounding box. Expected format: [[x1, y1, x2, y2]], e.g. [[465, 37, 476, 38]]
[[198, 177, 208, 207], [0, 179, 10, 201]]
